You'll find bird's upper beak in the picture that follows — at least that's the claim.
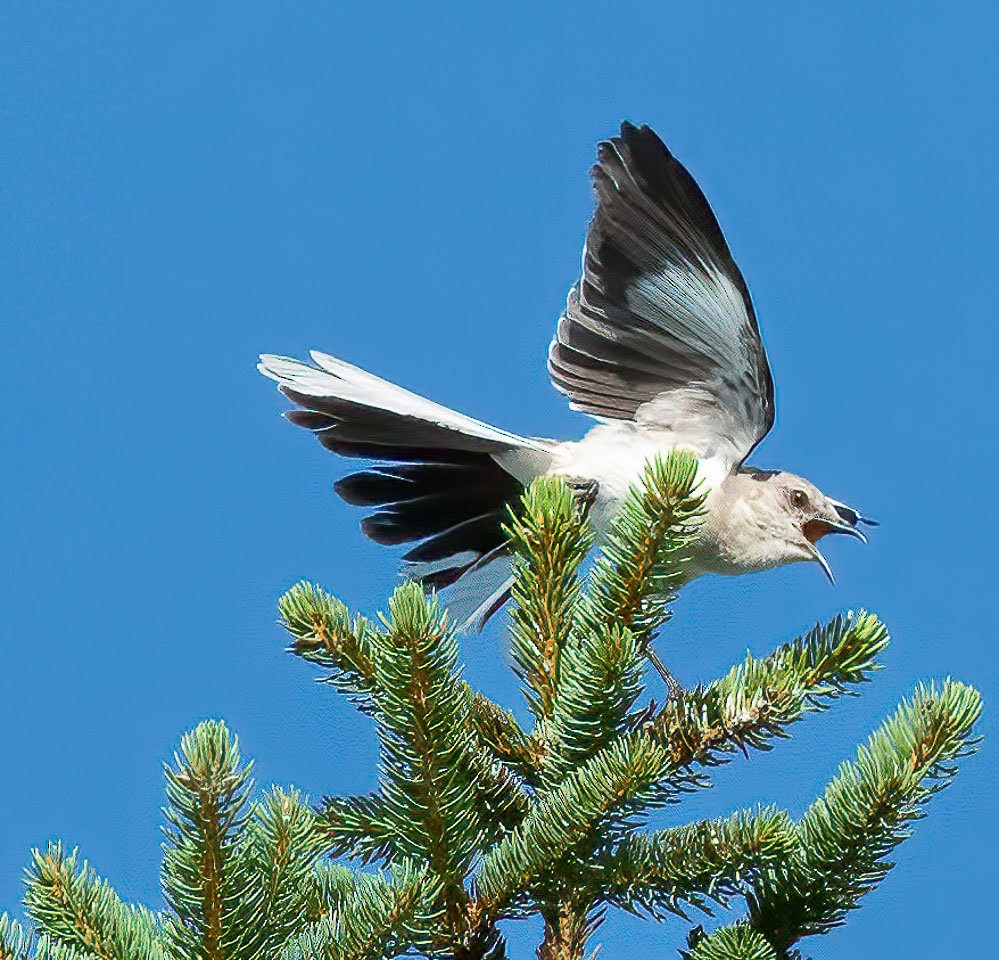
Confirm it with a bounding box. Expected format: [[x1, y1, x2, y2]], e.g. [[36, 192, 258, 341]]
[[800, 500, 876, 584], [802, 516, 868, 545]]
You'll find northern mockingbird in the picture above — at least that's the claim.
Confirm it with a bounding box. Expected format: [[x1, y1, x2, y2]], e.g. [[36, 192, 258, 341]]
[[260, 122, 874, 629]]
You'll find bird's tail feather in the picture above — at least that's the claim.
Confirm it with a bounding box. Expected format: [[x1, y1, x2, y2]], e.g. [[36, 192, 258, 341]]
[[441, 556, 516, 633], [259, 351, 551, 627]]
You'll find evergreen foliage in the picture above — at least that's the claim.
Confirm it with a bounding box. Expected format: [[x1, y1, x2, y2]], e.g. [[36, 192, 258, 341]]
[[2, 452, 981, 959]]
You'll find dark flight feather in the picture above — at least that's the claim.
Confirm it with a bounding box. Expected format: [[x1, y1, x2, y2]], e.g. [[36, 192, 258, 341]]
[[549, 121, 774, 465]]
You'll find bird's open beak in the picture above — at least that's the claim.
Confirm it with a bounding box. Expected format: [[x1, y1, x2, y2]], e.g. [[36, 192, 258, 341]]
[[802, 517, 868, 545], [800, 511, 872, 584]]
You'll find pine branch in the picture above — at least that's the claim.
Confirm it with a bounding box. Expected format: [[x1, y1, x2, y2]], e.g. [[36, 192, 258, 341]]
[[285, 581, 532, 854], [245, 787, 327, 954], [316, 793, 397, 865], [646, 611, 889, 791], [161, 720, 259, 960], [304, 863, 361, 923], [288, 583, 530, 854], [279, 582, 378, 707], [747, 679, 982, 956], [0, 920, 90, 960], [5, 900, 113, 960], [468, 694, 539, 782], [465, 751, 532, 845], [544, 622, 645, 784], [31, 944, 87, 960], [317, 752, 527, 868], [464, 695, 535, 837], [532, 452, 702, 788], [23, 844, 166, 960], [0, 915, 37, 960], [494, 608, 888, 915], [474, 604, 886, 919], [448, 904, 508, 960], [506, 476, 593, 721], [475, 734, 671, 913], [371, 584, 480, 923], [596, 808, 795, 920], [278, 863, 438, 960], [577, 451, 705, 642], [282, 586, 529, 754], [686, 924, 777, 960]]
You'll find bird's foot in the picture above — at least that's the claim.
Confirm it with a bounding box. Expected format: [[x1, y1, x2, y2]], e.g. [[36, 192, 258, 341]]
[[564, 476, 599, 512]]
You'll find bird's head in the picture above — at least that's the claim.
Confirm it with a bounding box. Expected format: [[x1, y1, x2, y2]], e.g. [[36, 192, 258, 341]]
[[728, 469, 877, 582]]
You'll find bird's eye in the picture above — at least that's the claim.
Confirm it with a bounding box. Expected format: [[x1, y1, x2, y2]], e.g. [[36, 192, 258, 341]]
[[792, 489, 809, 509]]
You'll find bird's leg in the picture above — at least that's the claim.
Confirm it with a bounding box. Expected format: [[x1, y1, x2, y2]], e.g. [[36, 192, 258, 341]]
[[646, 647, 684, 702]]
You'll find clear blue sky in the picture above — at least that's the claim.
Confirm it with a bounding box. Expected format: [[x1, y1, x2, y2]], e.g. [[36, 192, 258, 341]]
[[2, 3, 995, 956]]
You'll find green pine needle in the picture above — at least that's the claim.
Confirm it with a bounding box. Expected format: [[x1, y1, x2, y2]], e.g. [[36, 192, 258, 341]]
[[278, 863, 438, 960], [747, 679, 982, 954], [687, 923, 778, 960], [279, 581, 378, 707], [506, 475, 594, 720], [647, 611, 890, 788], [0, 914, 34, 960], [475, 733, 672, 912], [316, 793, 397, 865], [468, 694, 539, 781], [161, 719, 260, 960], [0, 913, 68, 960], [246, 787, 328, 954], [371, 584, 481, 916], [544, 622, 645, 784], [596, 808, 796, 920], [24, 844, 166, 960]]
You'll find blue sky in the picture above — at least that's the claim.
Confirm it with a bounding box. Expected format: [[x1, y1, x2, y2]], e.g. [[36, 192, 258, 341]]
[[2, 2, 996, 956]]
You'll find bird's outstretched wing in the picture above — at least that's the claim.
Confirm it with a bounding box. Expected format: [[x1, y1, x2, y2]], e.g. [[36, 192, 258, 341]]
[[549, 122, 774, 468]]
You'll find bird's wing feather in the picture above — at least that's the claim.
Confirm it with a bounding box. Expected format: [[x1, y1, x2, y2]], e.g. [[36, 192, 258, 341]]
[[549, 122, 774, 468]]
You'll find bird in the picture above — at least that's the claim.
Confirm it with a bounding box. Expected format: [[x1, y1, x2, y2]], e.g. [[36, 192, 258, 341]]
[[259, 121, 875, 630]]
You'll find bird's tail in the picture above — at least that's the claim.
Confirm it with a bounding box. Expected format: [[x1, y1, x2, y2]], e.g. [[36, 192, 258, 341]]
[[258, 351, 555, 628]]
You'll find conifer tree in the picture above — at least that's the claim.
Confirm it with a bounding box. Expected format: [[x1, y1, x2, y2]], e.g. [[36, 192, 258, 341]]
[[2, 451, 981, 959]]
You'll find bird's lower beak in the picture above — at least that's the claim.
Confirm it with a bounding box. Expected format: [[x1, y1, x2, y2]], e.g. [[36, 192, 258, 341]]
[[805, 542, 836, 584]]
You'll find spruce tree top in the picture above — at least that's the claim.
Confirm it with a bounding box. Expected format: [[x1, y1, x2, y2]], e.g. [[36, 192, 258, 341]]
[[2, 452, 981, 960]]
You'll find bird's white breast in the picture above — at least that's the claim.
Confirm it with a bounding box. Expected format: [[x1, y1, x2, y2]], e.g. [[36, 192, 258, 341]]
[[549, 420, 732, 539]]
